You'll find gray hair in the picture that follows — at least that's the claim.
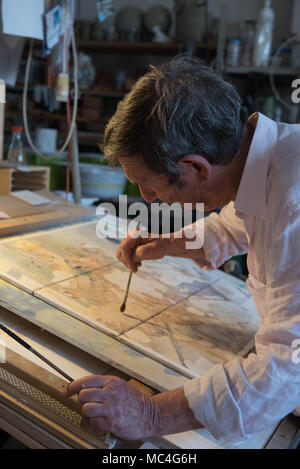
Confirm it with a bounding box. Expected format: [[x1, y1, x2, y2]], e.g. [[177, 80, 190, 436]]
[[103, 55, 247, 183]]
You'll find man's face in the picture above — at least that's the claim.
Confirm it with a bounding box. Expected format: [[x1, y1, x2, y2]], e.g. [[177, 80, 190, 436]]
[[119, 156, 227, 210], [119, 157, 185, 204]]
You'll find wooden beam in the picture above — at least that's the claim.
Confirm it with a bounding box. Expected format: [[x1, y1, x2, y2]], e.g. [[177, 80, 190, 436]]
[[0, 207, 94, 238], [0, 407, 70, 449], [265, 415, 300, 449], [0, 103, 4, 161]]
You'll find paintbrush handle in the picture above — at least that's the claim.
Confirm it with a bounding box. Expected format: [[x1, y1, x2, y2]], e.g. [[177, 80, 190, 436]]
[[123, 270, 134, 304], [29, 348, 74, 383], [120, 234, 141, 312], [133, 234, 142, 263], [0, 323, 73, 382], [0, 323, 31, 350]]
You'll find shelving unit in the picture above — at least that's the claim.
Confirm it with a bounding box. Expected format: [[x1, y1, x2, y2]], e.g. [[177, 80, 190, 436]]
[[214, 9, 300, 124], [224, 66, 300, 76], [5, 38, 217, 152], [77, 39, 217, 54], [58, 130, 104, 143], [5, 108, 109, 124], [7, 83, 125, 100]]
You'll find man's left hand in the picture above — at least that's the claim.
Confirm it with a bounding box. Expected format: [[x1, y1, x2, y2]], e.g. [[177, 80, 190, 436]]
[[62, 375, 154, 440]]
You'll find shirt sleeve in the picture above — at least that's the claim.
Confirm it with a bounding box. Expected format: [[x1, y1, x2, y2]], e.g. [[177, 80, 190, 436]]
[[183, 203, 300, 446], [187, 201, 249, 270]]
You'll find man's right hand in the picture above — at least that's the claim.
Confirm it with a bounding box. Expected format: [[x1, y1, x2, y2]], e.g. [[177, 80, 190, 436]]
[[116, 231, 170, 272], [116, 228, 206, 272]]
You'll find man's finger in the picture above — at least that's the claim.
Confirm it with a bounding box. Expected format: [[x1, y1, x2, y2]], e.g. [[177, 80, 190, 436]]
[[117, 238, 137, 269], [133, 261, 142, 273], [82, 402, 108, 419], [63, 375, 105, 397], [134, 241, 163, 261], [78, 388, 107, 404], [117, 231, 152, 269]]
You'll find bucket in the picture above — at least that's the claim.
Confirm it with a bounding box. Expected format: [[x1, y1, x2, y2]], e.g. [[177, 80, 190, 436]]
[[80, 163, 127, 198]]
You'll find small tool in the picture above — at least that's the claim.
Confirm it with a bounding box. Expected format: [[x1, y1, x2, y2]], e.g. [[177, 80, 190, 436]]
[[0, 322, 74, 382], [120, 233, 141, 313]]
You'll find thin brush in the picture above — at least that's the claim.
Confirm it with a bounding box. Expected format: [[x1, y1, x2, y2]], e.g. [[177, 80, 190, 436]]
[[0, 323, 74, 382], [120, 235, 141, 313]]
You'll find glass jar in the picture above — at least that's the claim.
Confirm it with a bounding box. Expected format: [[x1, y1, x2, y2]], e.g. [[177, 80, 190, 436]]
[[7, 126, 27, 165]]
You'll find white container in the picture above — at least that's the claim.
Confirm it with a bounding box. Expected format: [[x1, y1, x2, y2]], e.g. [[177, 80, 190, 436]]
[[226, 39, 242, 67], [80, 163, 127, 198], [252, 0, 275, 68], [35, 128, 58, 154]]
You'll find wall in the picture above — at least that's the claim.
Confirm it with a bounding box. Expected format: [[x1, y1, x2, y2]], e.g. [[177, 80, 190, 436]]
[[292, 0, 300, 33]]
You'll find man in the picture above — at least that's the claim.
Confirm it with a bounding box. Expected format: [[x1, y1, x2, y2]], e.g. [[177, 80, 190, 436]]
[[63, 56, 300, 446]]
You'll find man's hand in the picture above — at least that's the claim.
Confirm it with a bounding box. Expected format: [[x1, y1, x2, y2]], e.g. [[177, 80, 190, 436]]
[[116, 230, 170, 272], [62, 375, 154, 440], [63, 375, 203, 440], [117, 229, 206, 272]]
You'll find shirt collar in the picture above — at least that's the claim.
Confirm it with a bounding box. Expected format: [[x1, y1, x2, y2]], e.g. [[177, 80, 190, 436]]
[[234, 112, 277, 220]]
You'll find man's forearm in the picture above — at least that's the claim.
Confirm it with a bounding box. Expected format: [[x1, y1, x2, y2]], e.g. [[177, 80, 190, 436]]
[[144, 387, 203, 437], [165, 231, 206, 262]]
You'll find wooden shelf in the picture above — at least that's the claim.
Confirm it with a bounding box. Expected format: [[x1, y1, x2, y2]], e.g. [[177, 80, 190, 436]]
[[0, 166, 50, 195], [5, 109, 109, 125], [7, 83, 125, 99], [6, 84, 34, 92], [225, 66, 300, 76], [79, 86, 125, 98], [59, 131, 104, 143], [77, 40, 217, 54]]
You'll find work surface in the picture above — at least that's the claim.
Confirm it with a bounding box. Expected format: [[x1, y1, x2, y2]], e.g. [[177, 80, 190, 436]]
[[0, 216, 296, 448], [0, 219, 259, 378]]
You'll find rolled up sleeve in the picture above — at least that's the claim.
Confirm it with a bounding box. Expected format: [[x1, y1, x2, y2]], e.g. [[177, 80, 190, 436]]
[[187, 202, 249, 270]]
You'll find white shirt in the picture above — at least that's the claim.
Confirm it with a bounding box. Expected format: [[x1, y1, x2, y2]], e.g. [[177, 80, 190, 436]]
[[183, 112, 300, 446]]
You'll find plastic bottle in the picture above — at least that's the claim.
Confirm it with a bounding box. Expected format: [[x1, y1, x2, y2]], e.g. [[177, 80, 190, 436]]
[[7, 127, 27, 165], [252, 0, 275, 68], [226, 38, 242, 68]]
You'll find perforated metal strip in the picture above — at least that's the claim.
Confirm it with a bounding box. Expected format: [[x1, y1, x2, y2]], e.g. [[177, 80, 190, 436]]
[[0, 367, 82, 426]]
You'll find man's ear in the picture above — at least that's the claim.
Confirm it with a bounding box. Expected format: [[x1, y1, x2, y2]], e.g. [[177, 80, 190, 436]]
[[179, 154, 212, 183]]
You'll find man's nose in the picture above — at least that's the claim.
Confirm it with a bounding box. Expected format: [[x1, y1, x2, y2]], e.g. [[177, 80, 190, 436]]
[[139, 185, 157, 203]]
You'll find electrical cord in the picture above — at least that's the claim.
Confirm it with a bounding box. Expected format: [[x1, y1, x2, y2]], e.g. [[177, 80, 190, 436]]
[[269, 34, 300, 111], [22, 15, 79, 160]]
